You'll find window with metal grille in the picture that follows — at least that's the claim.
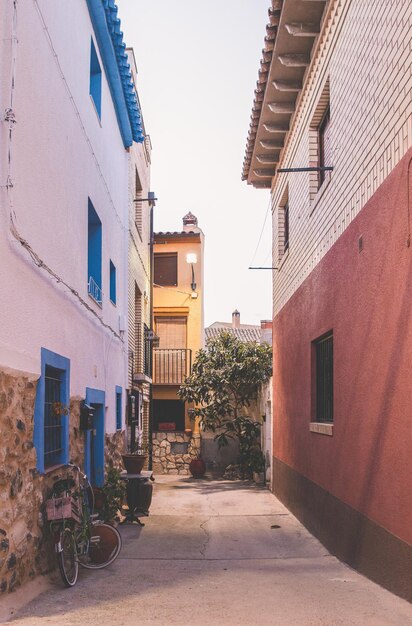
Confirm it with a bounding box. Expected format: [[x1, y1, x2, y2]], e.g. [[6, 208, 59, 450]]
[[44, 365, 64, 468], [319, 106, 331, 187], [34, 348, 70, 474], [314, 332, 333, 423], [116, 387, 122, 430], [154, 253, 178, 286]]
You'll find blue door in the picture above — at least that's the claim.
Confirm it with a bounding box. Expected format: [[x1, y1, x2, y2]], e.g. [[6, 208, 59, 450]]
[[85, 388, 105, 487]]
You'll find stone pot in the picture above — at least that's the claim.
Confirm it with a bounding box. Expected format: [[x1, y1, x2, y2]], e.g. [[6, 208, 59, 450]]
[[253, 471, 265, 484], [122, 454, 147, 474], [189, 458, 206, 478]]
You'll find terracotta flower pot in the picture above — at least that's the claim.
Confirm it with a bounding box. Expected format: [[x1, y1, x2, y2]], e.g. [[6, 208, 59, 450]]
[[189, 458, 206, 478]]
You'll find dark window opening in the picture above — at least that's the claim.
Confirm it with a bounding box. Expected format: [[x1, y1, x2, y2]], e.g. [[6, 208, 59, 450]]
[[319, 106, 331, 187], [44, 365, 63, 468], [314, 332, 333, 423], [89, 38, 102, 119], [116, 389, 122, 430], [283, 202, 289, 253], [153, 399, 185, 432], [154, 253, 178, 286], [110, 260, 116, 305], [88, 199, 102, 304]]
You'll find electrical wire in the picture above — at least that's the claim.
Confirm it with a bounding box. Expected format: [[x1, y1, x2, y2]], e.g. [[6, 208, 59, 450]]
[[2, 0, 122, 341], [248, 194, 272, 268], [153, 283, 194, 297]]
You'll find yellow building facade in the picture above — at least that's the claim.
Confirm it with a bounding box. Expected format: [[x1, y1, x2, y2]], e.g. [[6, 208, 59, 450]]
[[151, 213, 204, 474]]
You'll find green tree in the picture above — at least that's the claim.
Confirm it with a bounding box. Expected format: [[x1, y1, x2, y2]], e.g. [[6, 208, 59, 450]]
[[178, 332, 272, 474]]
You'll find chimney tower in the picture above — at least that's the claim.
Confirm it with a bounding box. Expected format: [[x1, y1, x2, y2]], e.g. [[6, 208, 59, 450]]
[[232, 309, 240, 329]]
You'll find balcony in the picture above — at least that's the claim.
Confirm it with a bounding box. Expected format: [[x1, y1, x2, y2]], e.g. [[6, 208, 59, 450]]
[[88, 275, 102, 306], [153, 349, 192, 385]]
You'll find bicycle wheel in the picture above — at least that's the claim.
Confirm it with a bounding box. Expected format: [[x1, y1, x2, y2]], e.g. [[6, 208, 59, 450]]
[[57, 528, 79, 587], [78, 523, 122, 569]]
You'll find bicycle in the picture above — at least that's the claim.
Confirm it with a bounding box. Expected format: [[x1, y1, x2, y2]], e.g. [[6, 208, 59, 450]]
[[46, 463, 122, 587]]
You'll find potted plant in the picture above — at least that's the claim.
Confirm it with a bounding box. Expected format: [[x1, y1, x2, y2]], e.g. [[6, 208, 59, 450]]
[[121, 442, 150, 474], [249, 449, 266, 484], [93, 468, 126, 523]]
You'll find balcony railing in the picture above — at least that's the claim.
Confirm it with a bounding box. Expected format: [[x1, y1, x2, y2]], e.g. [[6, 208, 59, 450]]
[[88, 275, 102, 306], [153, 349, 192, 385]]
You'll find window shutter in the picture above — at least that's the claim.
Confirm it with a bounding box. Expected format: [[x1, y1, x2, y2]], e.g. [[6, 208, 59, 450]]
[[154, 253, 178, 286]]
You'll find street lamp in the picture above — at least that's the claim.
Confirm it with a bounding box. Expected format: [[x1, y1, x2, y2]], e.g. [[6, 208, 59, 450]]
[[186, 253, 197, 294]]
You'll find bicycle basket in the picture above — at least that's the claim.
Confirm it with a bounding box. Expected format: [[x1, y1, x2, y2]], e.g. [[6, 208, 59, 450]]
[[46, 495, 81, 523]]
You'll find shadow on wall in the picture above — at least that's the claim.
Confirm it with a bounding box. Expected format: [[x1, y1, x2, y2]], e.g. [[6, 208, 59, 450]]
[[201, 433, 240, 477]]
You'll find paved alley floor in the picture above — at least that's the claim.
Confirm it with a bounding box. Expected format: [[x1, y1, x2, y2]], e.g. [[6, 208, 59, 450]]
[[2, 476, 412, 626]]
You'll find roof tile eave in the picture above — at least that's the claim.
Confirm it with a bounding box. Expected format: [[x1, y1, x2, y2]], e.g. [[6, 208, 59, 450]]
[[242, 0, 284, 181]]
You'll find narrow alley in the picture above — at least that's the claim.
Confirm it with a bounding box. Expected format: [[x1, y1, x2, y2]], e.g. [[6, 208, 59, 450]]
[[3, 477, 412, 626]]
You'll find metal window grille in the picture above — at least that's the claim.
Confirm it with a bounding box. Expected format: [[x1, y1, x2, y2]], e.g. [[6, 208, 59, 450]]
[[143, 324, 152, 377], [44, 365, 63, 468], [116, 392, 122, 430], [315, 333, 333, 423], [283, 203, 289, 253], [88, 275, 102, 305]]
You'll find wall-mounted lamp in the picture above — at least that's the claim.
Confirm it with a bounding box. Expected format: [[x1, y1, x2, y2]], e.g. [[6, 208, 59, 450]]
[[186, 253, 197, 293]]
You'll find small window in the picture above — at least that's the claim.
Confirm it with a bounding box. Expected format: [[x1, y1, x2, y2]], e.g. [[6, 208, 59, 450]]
[[34, 348, 70, 474], [88, 199, 102, 305], [90, 38, 102, 119], [314, 332, 333, 423], [135, 168, 143, 236], [278, 186, 289, 260], [283, 203, 289, 254], [154, 253, 178, 286], [116, 387, 122, 430], [153, 399, 185, 432], [110, 260, 116, 305], [318, 106, 331, 186]]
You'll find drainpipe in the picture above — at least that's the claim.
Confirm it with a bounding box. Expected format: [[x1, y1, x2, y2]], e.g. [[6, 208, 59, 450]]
[[148, 192, 155, 471]]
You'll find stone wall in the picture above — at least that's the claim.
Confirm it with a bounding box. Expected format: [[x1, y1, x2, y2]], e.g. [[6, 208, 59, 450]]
[[0, 372, 126, 595], [0, 371, 47, 593], [105, 430, 126, 471], [152, 432, 200, 475]]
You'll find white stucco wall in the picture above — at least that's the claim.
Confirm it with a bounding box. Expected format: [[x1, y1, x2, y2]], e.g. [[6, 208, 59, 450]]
[[0, 0, 130, 433]]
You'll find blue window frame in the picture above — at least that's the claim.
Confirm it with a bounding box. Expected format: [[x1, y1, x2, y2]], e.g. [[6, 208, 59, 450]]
[[90, 38, 102, 118], [116, 386, 122, 430], [88, 199, 102, 304], [110, 260, 116, 305], [34, 348, 70, 474]]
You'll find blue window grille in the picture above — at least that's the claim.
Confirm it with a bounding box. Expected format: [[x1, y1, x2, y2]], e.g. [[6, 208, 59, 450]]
[[116, 386, 122, 430], [90, 38, 102, 118], [34, 348, 70, 473], [110, 260, 116, 305], [88, 199, 102, 305]]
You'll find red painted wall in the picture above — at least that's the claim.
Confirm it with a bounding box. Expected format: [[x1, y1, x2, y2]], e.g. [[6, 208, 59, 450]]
[[273, 148, 412, 545]]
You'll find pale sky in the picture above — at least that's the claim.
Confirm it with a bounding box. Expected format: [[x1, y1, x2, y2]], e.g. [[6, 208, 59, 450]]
[[117, 0, 272, 326]]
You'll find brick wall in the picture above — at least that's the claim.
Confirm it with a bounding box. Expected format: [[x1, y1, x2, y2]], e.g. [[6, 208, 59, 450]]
[[272, 0, 412, 315]]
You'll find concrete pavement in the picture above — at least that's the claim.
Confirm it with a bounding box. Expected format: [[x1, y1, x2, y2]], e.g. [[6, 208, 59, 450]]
[[2, 476, 412, 625]]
